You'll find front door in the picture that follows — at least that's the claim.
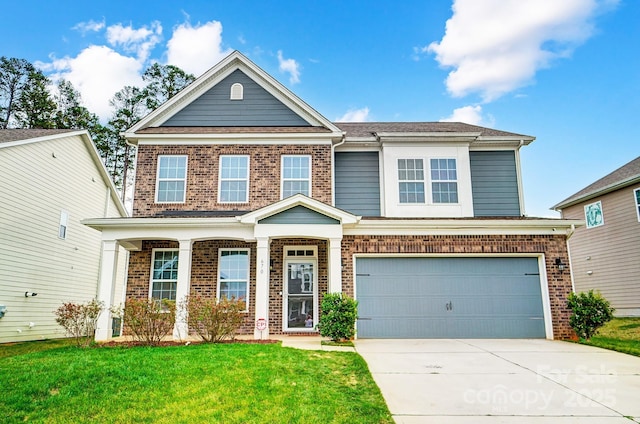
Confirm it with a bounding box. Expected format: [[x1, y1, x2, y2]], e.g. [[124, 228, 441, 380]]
[[284, 248, 317, 331]]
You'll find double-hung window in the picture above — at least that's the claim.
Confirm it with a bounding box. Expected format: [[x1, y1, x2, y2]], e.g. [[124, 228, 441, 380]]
[[156, 155, 187, 203], [431, 159, 458, 203], [634, 188, 640, 222], [398, 159, 425, 203], [282, 155, 311, 198], [151, 250, 179, 301], [219, 155, 249, 203], [218, 249, 250, 306]]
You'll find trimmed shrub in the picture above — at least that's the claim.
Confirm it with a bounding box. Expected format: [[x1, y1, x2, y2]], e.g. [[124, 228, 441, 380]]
[[318, 293, 358, 342], [181, 295, 246, 343], [54, 299, 104, 347], [116, 298, 176, 346], [567, 290, 615, 340]]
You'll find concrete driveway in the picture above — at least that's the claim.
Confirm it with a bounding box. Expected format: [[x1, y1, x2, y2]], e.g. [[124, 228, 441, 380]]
[[355, 339, 640, 423]]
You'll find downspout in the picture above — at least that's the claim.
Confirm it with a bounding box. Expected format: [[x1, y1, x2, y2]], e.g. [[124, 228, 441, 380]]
[[566, 224, 576, 293], [331, 132, 347, 206]]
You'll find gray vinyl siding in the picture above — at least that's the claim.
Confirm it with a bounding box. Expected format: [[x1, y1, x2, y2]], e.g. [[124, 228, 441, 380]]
[[356, 257, 545, 338], [258, 206, 339, 224], [162, 69, 311, 127], [562, 187, 640, 316], [470, 151, 521, 217], [335, 152, 381, 216]]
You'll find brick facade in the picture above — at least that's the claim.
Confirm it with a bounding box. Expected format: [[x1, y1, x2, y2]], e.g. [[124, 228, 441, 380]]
[[132, 144, 332, 217], [340, 234, 574, 339]]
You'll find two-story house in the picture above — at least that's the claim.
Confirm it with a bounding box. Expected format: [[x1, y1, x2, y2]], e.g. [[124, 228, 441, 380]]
[[84, 51, 580, 341]]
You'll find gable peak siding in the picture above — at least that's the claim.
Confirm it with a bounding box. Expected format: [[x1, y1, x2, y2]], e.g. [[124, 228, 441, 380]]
[[133, 144, 332, 217], [162, 69, 311, 127]]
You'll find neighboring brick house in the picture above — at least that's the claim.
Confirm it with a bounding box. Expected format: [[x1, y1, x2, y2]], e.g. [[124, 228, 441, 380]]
[[85, 51, 580, 341], [553, 156, 640, 317]]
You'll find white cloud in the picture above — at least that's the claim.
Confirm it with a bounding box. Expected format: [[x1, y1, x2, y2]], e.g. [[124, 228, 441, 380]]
[[277, 50, 300, 84], [73, 19, 105, 34], [440, 105, 491, 126], [427, 0, 616, 101], [336, 107, 370, 122], [40, 45, 144, 121], [166, 21, 232, 76], [106, 21, 162, 62]]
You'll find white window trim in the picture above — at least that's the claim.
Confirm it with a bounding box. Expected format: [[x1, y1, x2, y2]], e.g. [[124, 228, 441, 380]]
[[218, 155, 250, 204], [397, 157, 426, 204], [429, 157, 459, 204], [281, 155, 312, 199], [634, 188, 640, 222], [155, 155, 188, 204], [149, 248, 179, 301], [58, 210, 69, 240], [217, 248, 251, 312], [283, 246, 318, 332], [230, 83, 243, 100]]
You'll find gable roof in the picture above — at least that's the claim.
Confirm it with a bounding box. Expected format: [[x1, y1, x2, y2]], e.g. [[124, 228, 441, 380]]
[[239, 194, 359, 225], [553, 156, 640, 210], [125, 51, 342, 142], [0, 129, 128, 217], [335, 122, 533, 139]]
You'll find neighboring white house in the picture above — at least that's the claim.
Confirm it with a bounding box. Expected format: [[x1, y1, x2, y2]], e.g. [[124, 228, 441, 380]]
[[0, 129, 128, 343]]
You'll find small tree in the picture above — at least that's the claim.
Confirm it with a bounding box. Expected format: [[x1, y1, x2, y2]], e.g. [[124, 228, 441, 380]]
[[54, 299, 104, 347], [318, 293, 358, 342], [118, 298, 176, 346], [567, 290, 615, 340], [181, 295, 246, 343]]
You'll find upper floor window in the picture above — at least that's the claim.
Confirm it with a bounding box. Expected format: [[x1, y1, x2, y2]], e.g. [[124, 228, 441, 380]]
[[156, 155, 187, 203], [230, 83, 243, 100], [398, 159, 425, 203], [431, 158, 458, 203], [151, 249, 179, 301], [282, 155, 311, 198], [218, 249, 250, 308], [584, 200, 604, 228], [219, 155, 249, 203], [634, 188, 640, 222]]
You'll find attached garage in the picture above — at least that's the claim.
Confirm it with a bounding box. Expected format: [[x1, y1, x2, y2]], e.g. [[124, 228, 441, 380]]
[[355, 256, 547, 338]]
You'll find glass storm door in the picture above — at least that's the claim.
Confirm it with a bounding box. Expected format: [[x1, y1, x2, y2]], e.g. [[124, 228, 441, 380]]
[[284, 261, 316, 331]]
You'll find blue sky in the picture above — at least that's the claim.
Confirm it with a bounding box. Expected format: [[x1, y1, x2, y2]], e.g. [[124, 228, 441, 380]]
[[2, 0, 638, 217]]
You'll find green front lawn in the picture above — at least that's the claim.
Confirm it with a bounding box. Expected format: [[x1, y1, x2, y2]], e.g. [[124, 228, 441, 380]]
[[1, 342, 392, 423], [579, 317, 640, 357]]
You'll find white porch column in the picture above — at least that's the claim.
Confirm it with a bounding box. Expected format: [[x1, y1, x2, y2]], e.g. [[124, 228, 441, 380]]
[[328, 237, 343, 293], [254, 237, 270, 339], [173, 239, 192, 341], [95, 240, 120, 341]]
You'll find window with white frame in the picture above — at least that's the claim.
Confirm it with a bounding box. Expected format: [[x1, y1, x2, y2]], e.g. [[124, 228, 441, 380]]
[[430, 158, 458, 203], [219, 155, 249, 203], [151, 250, 179, 301], [58, 210, 69, 239], [156, 155, 187, 203], [398, 158, 425, 203], [634, 188, 640, 222], [218, 249, 250, 304], [282, 155, 311, 198]]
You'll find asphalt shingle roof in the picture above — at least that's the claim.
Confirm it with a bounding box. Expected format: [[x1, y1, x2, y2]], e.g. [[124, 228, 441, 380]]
[[0, 129, 78, 143], [334, 122, 533, 138]]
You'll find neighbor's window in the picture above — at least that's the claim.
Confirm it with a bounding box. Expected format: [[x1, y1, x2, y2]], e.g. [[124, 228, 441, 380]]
[[431, 158, 458, 203], [398, 158, 425, 203], [151, 250, 179, 301], [58, 210, 69, 239], [219, 155, 249, 203], [584, 201, 604, 228], [156, 155, 187, 203], [282, 155, 311, 198], [218, 249, 249, 304], [634, 188, 640, 222]]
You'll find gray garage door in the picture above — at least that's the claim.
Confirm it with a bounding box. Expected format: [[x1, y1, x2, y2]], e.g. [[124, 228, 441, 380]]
[[356, 257, 546, 338]]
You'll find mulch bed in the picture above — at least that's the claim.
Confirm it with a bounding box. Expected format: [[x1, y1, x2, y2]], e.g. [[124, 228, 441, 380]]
[[97, 339, 280, 348]]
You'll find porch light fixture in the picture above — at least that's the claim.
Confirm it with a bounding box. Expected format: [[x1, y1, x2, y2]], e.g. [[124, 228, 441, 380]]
[[25, 291, 38, 297], [554, 258, 566, 272]]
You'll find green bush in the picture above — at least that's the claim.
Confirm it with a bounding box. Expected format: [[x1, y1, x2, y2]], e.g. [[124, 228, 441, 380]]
[[54, 299, 104, 347], [115, 298, 176, 346], [318, 293, 358, 342], [567, 290, 615, 340], [181, 295, 246, 342]]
